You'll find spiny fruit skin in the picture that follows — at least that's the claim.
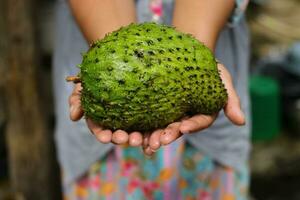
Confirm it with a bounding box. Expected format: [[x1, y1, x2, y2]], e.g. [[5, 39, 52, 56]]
[[79, 22, 227, 132]]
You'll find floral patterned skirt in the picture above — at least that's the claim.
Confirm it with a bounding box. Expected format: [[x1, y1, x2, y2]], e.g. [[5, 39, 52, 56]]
[[64, 139, 249, 200]]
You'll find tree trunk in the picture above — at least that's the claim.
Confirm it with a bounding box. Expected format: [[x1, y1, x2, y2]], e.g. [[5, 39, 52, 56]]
[[1, 0, 61, 199]]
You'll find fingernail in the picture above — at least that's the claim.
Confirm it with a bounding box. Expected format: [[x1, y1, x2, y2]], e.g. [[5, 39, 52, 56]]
[[238, 109, 245, 119], [180, 127, 189, 134], [130, 139, 139, 146], [70, 105, 75, 114], [161, 136, 171, 145], [144, 137, 148, 144], [237, 109, 246, 125], [151, 148, 157, 153], [130, 139, 136, 145], [238, 108, 245, 117]]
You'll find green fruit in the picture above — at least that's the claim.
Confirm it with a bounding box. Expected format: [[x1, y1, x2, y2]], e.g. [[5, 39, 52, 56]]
[[78, 22, 227, 131]]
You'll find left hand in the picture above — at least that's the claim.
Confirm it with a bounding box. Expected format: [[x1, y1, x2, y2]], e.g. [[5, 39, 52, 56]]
[[69, 83, 144, 147], [142, 63, 245, 156]]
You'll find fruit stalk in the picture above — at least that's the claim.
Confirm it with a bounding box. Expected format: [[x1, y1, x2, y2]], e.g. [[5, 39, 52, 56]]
[[66, 75, 81, 83]]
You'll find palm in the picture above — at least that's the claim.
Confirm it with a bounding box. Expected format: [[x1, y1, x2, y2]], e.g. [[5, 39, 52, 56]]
[[69, 63, 245, 155]]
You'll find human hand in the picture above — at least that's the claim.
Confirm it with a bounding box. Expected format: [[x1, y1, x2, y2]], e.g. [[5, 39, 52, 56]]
[[69, 63, 244, 154], [69, 83, 144, 146], [142, 63, 245, 156]]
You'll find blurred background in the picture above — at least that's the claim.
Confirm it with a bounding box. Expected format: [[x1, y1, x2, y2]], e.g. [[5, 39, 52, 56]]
[[0, 0, 300, 199]]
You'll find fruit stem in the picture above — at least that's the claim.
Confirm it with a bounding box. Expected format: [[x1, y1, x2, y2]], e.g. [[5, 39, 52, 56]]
[[66, 75, 81, 83]]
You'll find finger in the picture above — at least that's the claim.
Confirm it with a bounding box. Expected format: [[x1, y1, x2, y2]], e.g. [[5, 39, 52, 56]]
[[95, 130, 112, 144], [160, 122, 182, 145], [70, 105, 84, 121], [68, 83, 82, 105], [143, 146, 155, 157], [143, 132, 150, 149], [179, 114, 216, 134], [69, 92, 83, 120], [86, 118, 103, 135], [73, 83, 82, 95], [86, 119, 112, 144], [69, 83, 84, 121], [149, 129, 163, 151], [218, 64, 245, 125], [112, 130, 129, 145], [129, 132, 143, 146]]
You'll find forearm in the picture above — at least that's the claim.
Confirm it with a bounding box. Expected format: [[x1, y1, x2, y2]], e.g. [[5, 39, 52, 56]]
[[69, 0, 136, 44], [172, 0, 235, 51]]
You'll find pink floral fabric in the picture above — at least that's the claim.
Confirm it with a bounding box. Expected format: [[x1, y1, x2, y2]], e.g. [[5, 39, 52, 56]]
[[149, 0, 163, 22], [64, 139, 249, 200]]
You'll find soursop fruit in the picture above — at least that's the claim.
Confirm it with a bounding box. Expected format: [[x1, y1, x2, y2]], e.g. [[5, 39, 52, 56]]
[[78, 22, 227, 131]]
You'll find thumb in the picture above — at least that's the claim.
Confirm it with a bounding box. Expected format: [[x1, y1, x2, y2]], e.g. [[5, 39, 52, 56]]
[[218, 64, 245, 126], [69, 83, 84, 121]]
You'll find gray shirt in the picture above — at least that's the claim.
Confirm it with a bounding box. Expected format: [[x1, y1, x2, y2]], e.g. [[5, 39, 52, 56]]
[[53, 0, 250, 186]]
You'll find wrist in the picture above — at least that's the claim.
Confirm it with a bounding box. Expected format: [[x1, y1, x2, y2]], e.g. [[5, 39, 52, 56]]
[[172, 0, 235, 52], [69, 0, 136, 44], [173, 24, 218, 51]]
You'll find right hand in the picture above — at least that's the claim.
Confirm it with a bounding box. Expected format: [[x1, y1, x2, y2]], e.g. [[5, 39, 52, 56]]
[[142, 63, 245, 156]]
